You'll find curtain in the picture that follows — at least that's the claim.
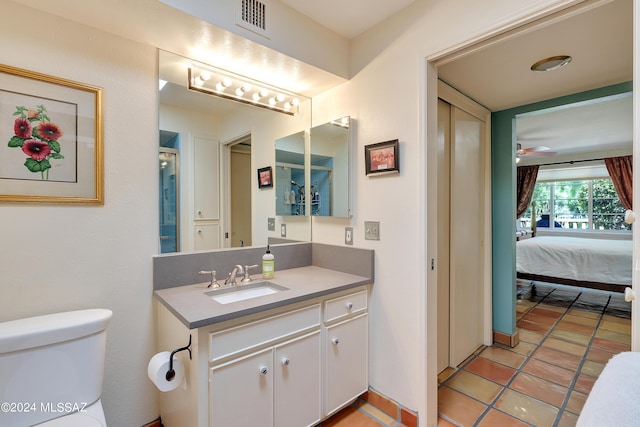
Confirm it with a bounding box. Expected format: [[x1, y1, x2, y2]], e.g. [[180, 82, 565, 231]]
[[516, 165, 539, 218], [605, 155, 633, 210]]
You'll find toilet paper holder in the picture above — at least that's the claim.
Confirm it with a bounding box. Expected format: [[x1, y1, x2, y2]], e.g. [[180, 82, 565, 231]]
[[166, 335, 192, 382]]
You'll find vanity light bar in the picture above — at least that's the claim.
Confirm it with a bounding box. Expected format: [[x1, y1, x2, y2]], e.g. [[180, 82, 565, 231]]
[[188, 67, 301, 116]]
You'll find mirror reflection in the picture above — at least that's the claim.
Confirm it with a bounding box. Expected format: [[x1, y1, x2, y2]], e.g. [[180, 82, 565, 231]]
[[275, 131, 307, 216], [158, 50, 311, 252], [310, 116, 351, 217]]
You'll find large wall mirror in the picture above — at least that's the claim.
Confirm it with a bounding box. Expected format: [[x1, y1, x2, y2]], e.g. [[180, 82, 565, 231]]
[[158, 50, 311, 253], [310, 116, 351, 217]]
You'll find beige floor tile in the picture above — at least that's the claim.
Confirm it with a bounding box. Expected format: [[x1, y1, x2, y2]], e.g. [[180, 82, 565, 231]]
[[446, 371, 502, 405], [510, 341, 536, 356], [550, 329, 592, 346], [557, 410, 579, 427], [567, 309, 600, 320], [518, 329, 544, 345], [565, 391, 588, 415], [536, 303, 567, 314], [580, 360, 605, 378], [595, 328, 631, 345], [438, 367, 456, 383], [602, 314, 631, 325], [562, 314, 599, 327], [480, 347, 526, 369], [599, 319, 631, 334], [495, 389, 559, 427], [542, 337, 587, 358]]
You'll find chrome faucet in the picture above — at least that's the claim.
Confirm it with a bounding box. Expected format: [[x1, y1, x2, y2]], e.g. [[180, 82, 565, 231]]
[[224, 265, 244, 286], [199, 270, 218, 288]]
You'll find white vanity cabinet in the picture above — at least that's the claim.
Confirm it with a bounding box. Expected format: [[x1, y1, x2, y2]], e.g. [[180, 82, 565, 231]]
[[323, 290, 369, 416], [156, 285, 369, 427], [209, 305, 322, 427]]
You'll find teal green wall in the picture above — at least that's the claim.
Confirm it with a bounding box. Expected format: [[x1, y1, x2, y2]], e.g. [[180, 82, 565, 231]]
[[491, 81, 633, 336]]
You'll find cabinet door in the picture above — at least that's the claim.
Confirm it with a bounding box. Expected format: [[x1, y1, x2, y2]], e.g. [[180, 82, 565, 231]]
[[194, 224, 220, 250], [210, 348, 273, 427], [274, 331, 321, 427], [194, 137, 219, 220], [324, 313, 368, 416]]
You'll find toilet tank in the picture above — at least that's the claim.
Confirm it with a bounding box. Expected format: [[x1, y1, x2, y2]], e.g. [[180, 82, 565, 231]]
[[0, 309, 112, 427]]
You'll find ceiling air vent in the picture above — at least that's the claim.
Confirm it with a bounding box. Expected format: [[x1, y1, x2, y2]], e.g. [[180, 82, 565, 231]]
[[236, 0, 270, 38]]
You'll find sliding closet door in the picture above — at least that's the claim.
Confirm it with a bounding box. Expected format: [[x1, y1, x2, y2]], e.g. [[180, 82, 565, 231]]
[[449, 105, 485, 367], [437, 99, 452, 374]]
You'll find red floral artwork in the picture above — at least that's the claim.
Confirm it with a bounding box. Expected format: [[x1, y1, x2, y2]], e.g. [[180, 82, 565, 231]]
[[7, 104, 64, 180]]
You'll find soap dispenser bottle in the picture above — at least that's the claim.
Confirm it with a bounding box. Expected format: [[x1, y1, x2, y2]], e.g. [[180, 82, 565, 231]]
[[262, 245, 275, 279]]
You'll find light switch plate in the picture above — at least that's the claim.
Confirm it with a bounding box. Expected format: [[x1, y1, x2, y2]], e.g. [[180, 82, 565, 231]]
[[364, 221, 380, 240], [345, 227, 353, 245], [267, 217, 275, 231], [281, 223, 287, 237]]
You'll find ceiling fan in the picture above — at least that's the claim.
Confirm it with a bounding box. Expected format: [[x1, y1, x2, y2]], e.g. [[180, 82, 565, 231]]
[[516, 143, 557, 162]]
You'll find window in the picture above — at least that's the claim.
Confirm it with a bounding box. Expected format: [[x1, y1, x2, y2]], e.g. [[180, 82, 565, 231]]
[[521, 178, 629, 231]]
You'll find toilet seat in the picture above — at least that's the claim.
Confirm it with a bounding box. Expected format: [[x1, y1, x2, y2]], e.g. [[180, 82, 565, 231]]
[[37, 412, 104, 427]]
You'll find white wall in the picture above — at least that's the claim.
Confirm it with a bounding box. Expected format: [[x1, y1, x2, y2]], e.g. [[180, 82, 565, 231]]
[[0, 3, 159, 426]]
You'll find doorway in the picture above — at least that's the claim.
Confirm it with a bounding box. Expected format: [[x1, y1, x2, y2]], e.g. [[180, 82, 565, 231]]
[[223, 135, 253, 247], [159, 130, 180, 253]]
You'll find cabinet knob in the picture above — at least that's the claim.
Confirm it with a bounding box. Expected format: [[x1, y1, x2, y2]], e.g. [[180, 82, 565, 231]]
[[346, 302, 353, 310], [282, 357, 290, 366], [332, 338, 340, 346], [197, 210, 203, 216], [259, 366, 268, 376]]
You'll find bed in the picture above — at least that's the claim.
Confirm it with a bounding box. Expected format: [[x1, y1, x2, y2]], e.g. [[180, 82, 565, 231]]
[[516, 235, 632, 292]]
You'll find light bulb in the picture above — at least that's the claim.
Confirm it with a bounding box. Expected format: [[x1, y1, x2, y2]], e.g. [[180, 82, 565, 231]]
[[268, 97, 276, 106], [222, 77, 232, 87], [199, 71, 211, 81], [216, 82, 225, 91], [259, 88, 269, 97], [236, 87, 245, 97], [276, 94, 285, 102], [291, 98, 300, 106], [252, 92, 261, 101], [194, 76, 205, 87]]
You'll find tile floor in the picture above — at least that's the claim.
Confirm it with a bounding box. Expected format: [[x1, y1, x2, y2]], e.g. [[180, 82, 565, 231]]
[[437, 280, 631, 427]]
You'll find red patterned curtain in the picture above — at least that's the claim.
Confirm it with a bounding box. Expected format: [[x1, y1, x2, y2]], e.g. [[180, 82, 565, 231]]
[[516, 165, 539, 219], [605, 155, 633, 210]]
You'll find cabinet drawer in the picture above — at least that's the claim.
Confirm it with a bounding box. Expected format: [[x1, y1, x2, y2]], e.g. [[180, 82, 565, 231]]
[[324, 290, 367, 323], [210, 304, 320, 362]]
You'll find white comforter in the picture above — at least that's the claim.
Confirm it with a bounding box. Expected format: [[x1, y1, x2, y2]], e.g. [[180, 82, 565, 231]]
[[516, 236, 632, 286]]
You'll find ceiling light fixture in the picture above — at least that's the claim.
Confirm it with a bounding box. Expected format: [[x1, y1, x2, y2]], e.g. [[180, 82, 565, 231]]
[[188, 67, 303, 116], [530, 55, 572, 72]]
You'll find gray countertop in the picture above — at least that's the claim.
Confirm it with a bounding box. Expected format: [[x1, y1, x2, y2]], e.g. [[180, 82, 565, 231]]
[[154, 266, 372, 329]]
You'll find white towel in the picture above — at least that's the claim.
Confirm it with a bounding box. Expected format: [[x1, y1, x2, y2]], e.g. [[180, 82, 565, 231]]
[[577, 352, 640, 426]]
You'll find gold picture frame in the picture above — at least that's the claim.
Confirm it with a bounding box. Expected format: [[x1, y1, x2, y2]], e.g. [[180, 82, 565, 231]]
[[0, 64, 103, 204]]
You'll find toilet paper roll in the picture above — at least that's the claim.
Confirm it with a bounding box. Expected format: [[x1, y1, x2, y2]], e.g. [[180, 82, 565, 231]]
[[147, 351, 184, 392]]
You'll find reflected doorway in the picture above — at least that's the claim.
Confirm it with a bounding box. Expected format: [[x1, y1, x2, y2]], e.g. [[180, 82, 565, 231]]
[[226, 135, 252, 247]]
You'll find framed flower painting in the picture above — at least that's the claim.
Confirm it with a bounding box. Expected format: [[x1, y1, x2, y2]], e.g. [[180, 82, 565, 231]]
[[0, 64, 103, 203]]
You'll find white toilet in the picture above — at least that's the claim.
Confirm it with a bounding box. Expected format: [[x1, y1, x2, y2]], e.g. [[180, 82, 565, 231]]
[[0, 309, 112, 427]]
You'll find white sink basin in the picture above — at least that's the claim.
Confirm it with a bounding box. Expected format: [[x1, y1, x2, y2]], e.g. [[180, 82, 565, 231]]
[[206, 281, 288, 305]]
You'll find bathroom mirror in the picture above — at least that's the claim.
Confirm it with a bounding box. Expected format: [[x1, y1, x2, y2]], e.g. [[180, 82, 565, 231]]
[[310, 116, 351, 217], [158, 50, 311, 252], [275, 131, 307, 216]]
